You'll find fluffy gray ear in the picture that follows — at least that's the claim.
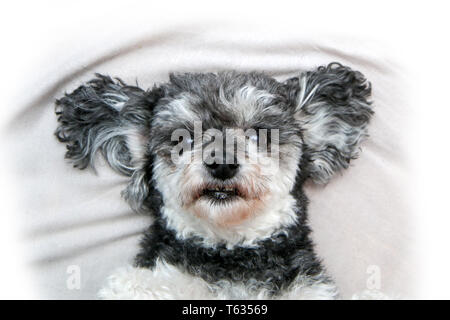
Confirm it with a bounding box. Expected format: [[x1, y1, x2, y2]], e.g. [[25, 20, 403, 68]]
[[55, 74, 162, 176], [287, 63, 373, 184]]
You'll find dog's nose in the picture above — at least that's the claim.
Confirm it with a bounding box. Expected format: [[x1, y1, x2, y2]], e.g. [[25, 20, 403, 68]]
[[205, 162, 239, 180]]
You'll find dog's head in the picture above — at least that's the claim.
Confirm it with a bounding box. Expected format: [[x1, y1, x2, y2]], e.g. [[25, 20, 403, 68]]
[[56, 63, 372, 238]]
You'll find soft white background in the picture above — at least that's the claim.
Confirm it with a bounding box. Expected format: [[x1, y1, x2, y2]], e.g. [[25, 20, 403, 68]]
[[0, 0, 448, 299]]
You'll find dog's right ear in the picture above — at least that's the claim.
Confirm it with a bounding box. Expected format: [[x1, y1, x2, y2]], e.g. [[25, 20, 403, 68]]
[[283, 63, 373, 184], [55, 74, 163, 177]]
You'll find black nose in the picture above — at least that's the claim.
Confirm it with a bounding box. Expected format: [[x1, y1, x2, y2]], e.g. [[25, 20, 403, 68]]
[[205, 162, 239, 180]]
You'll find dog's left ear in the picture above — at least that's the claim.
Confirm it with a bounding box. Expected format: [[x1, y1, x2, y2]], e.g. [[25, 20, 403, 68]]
[[284, 63, 374, 184], [55, 74, 165, 212], [55, 74, 163, 176]]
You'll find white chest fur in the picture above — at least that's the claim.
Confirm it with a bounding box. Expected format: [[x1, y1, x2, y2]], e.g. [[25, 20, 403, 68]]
[[98, 260, 338, 300]]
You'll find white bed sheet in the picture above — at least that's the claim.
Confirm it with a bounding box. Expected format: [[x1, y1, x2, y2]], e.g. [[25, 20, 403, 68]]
[[4, 24, 415, 299]]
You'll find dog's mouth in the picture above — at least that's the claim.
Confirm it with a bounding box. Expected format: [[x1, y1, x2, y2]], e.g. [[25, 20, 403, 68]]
[[200, 186, 241, 202]]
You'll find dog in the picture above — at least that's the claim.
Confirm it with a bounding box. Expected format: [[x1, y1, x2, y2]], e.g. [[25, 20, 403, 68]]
[[55, 62, 373, 299]]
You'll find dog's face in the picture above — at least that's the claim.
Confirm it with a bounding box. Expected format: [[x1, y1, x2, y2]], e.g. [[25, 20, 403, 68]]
[[148, 73, 302, 227], [56, 64, 372, 239]]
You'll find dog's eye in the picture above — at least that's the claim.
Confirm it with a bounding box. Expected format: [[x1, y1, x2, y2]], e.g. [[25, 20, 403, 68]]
[[171, 136, 183, 146], [171, 135, 194, 150], [248, 134, 258, 143], [170, 135, 194, 158], [251, 128, 272, 143]]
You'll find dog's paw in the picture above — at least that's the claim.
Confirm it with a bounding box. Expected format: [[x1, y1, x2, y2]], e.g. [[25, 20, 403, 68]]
[[98, 262, 214, 300], [98, 266, 162, 299]]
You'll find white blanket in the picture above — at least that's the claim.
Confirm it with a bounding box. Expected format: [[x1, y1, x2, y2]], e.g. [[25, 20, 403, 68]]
[[3, 22, 413, 299]]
